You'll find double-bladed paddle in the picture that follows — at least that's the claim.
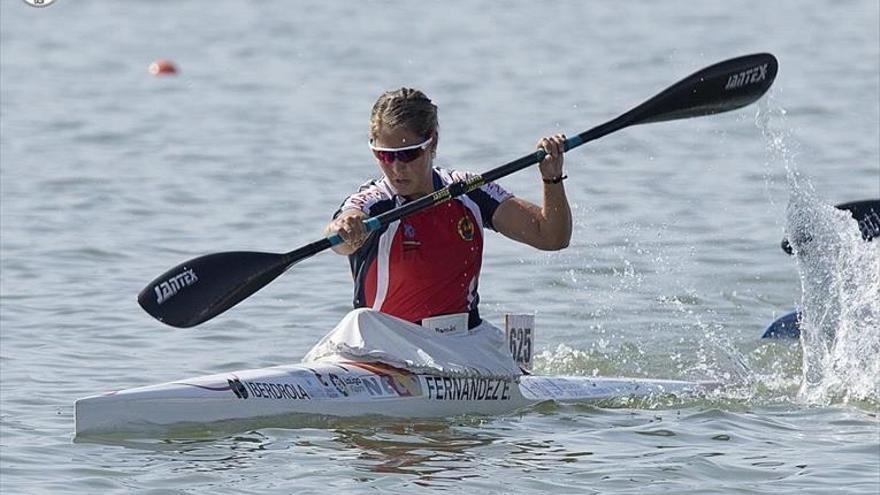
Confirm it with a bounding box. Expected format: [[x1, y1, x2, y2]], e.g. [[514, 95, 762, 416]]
[[139, 53, 779, 327]]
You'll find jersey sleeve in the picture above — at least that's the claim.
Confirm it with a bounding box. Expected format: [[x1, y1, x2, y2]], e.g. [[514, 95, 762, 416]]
[[450, 170, 513, 231], [332, 179, 393, 219]]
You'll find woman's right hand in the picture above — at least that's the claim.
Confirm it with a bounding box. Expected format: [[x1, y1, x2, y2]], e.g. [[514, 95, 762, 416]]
[[326, 210, 368, 254]]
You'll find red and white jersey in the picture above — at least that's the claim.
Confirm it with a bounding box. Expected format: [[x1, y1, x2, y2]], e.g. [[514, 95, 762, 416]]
[[334, 167, 513, 324]]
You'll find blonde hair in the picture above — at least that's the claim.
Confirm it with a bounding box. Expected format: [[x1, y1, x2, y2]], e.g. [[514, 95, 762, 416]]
[[369, 88, 438, 141]]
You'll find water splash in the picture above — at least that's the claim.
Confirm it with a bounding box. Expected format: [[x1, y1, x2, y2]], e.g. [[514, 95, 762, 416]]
[[758, 99, 880, 405], [785, 181, 880, 404]]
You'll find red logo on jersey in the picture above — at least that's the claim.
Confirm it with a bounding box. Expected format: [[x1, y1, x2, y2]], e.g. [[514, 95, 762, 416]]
[[457, 216, 475, 241]]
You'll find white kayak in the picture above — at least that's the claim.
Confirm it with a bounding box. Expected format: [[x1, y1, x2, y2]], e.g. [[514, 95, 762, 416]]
[[74, 359, 720, 436]]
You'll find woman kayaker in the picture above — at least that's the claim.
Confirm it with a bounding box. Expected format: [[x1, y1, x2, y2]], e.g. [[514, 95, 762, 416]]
[[324, 87, 572, 332]]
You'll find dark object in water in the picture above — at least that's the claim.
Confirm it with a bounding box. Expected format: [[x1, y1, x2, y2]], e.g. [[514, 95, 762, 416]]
[[762, 310, 801, 339], [781, 199, 880, 254]]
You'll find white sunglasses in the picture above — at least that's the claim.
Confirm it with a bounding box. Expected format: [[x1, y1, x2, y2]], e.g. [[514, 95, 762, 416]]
[[368, 136, 433, 164]]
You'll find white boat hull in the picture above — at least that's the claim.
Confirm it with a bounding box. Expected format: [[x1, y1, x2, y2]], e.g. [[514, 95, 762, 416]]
[[74, 360, 719, 436]]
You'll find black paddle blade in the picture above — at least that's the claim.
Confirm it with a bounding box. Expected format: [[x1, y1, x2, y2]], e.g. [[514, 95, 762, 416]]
[[138, 251, 292, 328], [630, 53, 778, 125], [838, 199, 880, 241], [569, 53, 778, 150], [781, 199, 880, 254]]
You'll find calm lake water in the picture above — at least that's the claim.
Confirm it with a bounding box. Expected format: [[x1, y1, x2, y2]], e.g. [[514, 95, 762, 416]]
[[2, 1, 878, 493]]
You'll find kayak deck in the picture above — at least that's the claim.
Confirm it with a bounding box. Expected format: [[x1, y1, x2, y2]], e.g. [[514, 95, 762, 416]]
[[74, 361, 719, 437]]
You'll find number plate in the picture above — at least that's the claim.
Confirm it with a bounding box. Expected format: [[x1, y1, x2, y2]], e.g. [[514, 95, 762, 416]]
[[505, 314, 534, 372]]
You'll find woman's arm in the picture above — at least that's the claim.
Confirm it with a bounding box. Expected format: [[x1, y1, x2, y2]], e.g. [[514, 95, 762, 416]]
[[492, 134, 572, 250]]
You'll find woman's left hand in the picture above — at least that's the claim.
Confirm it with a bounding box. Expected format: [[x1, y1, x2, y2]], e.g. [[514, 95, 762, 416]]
[[537, 133, 566, 182]]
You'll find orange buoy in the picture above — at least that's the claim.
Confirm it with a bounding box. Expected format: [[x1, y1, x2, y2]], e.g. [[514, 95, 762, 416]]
[[148, 59, 178, 76]]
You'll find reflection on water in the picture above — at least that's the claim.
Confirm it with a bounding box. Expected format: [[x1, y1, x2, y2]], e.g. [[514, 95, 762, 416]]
[[334, 420, 496, 484], [331, 417, 602, 489], [76, 415, 603, 488], [64, 403, 878, 494]]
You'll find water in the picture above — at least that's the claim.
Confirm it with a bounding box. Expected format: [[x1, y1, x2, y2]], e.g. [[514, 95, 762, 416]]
[[2, 1, 878, 493]]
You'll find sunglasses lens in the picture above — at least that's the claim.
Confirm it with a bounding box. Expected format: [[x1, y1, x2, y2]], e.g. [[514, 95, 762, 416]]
[[373, 150, 395, 164], [373, 147, 424, 164], [396, 148, 422, 163]]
